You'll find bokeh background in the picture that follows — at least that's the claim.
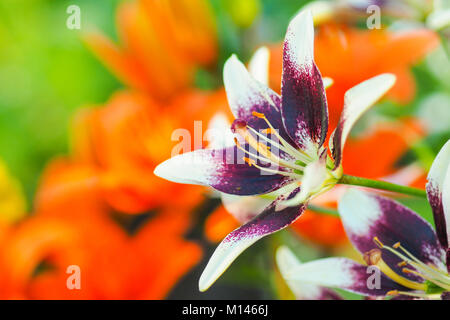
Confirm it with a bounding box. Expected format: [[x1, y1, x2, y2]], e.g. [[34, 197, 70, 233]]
[[0, 0, 449, 299]]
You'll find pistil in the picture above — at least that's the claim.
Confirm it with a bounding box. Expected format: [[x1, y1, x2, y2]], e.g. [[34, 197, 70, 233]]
[[363, 248, 426, 291]]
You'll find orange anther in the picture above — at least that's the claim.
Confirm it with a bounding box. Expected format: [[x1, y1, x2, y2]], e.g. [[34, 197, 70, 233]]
[[262, 128, 276, 135], [387, 290, 399, 296], [252, 111, 265, 119], [243, 157, 256, 167]]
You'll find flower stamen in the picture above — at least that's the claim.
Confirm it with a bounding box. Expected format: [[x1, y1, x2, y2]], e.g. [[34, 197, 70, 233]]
[[242, 157, 297, 177], [373, 237, 450, 291], [234, 138, 301, 175], [250, 111, 313, 161], [363, 248, 426, 291]]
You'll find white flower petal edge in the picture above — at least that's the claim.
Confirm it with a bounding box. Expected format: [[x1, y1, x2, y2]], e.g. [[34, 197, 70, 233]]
[[154, 150, 217, 186], [249, 46, 270, 85], [427, 140, 450, 248], [331, 73, 397, 168], [223, 55, 279, 120], [206, 112, 235, 149], [283, 257, 359, 289], [199, 189, 305, 292], [276, 246, 335, 300], [284, 10, 315, 69]]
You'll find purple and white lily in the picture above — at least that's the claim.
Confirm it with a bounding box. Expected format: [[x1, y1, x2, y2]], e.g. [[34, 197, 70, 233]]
[[277, 140, 450, 299], [154, 10, 396, 291]]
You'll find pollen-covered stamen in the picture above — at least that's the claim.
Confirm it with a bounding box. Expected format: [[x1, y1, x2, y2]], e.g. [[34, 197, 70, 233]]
[[232, 120, 303, 172], [387, 290, 440, 299], [398, 261, 408, 267], [397, 243, 450, 280], [250, 111, 313, 162], [402, 268, 450, 291], [242, 156, 297, 177], [363, 249, 382, 266], [262, 128, 276, 135], [245, 126, 305, 170], [373, 237, 450, 290], [243, 157, 256, 167], [234, 138, 298, 177]]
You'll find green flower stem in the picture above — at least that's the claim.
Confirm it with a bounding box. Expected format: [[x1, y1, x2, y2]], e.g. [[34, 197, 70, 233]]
[[338, 174, 427, 198], [307, 205, 339, 217]]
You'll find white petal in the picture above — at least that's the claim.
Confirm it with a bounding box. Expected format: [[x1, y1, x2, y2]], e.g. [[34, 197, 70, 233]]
[[427, 139, 450, 247], [338, 188, 382, 237], [223, 55, 279, 119], [426, 9, 450, 31], [284, 256, 405, 296], [323, 77, 334, 89], [428, 140, 450, 196], [276, 246, 332, 300], [205, 112, 235, 149], [331, 73, 396, 167], [443, 161, 450, 246], [285, 10, 315, 69], [248, 46, 270, 85], [339, 73, 396, 148], [284, 257, 360, 289], [154, 150, 217, 186], [199, 190, 305, 291], [301, 1, 334, 25]]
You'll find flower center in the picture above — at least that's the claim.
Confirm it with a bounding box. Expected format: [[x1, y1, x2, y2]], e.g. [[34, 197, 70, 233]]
[[364, 237, 450, 299], [231, 112, 315, 178]]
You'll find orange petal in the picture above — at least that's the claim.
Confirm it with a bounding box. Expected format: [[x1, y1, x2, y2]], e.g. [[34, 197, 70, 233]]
[[205, 205, 239, 243]]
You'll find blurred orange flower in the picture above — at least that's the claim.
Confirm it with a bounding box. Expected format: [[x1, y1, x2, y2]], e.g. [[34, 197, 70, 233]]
[[0, 159, 202, 299], [0, 0, 223, 300], [84, 0, 217, 102]]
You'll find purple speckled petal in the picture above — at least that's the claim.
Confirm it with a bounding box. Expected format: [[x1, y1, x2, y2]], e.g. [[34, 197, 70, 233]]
[[339, 189, 446, 278], [426, 140, 450, 250], [281, 10, 328, 153], [154, 147, 293, 196], [199, 188, 305, 291], [283, 257, 408, 297], [446, 248, 450, 273], [224, 55, 296, 148], [331, 74, 396, 169], [276, 246, 343, 300]]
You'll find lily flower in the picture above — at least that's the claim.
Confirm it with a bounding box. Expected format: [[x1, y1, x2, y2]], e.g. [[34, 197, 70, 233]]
[[277, 140, 450, 299], [154, 10, 396, 291], [276, 246, 343, 300]]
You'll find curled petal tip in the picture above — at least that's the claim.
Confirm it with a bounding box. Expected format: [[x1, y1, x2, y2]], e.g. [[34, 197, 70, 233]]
[[380, 73, 397, 88], [153, 162, 166, 179]]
